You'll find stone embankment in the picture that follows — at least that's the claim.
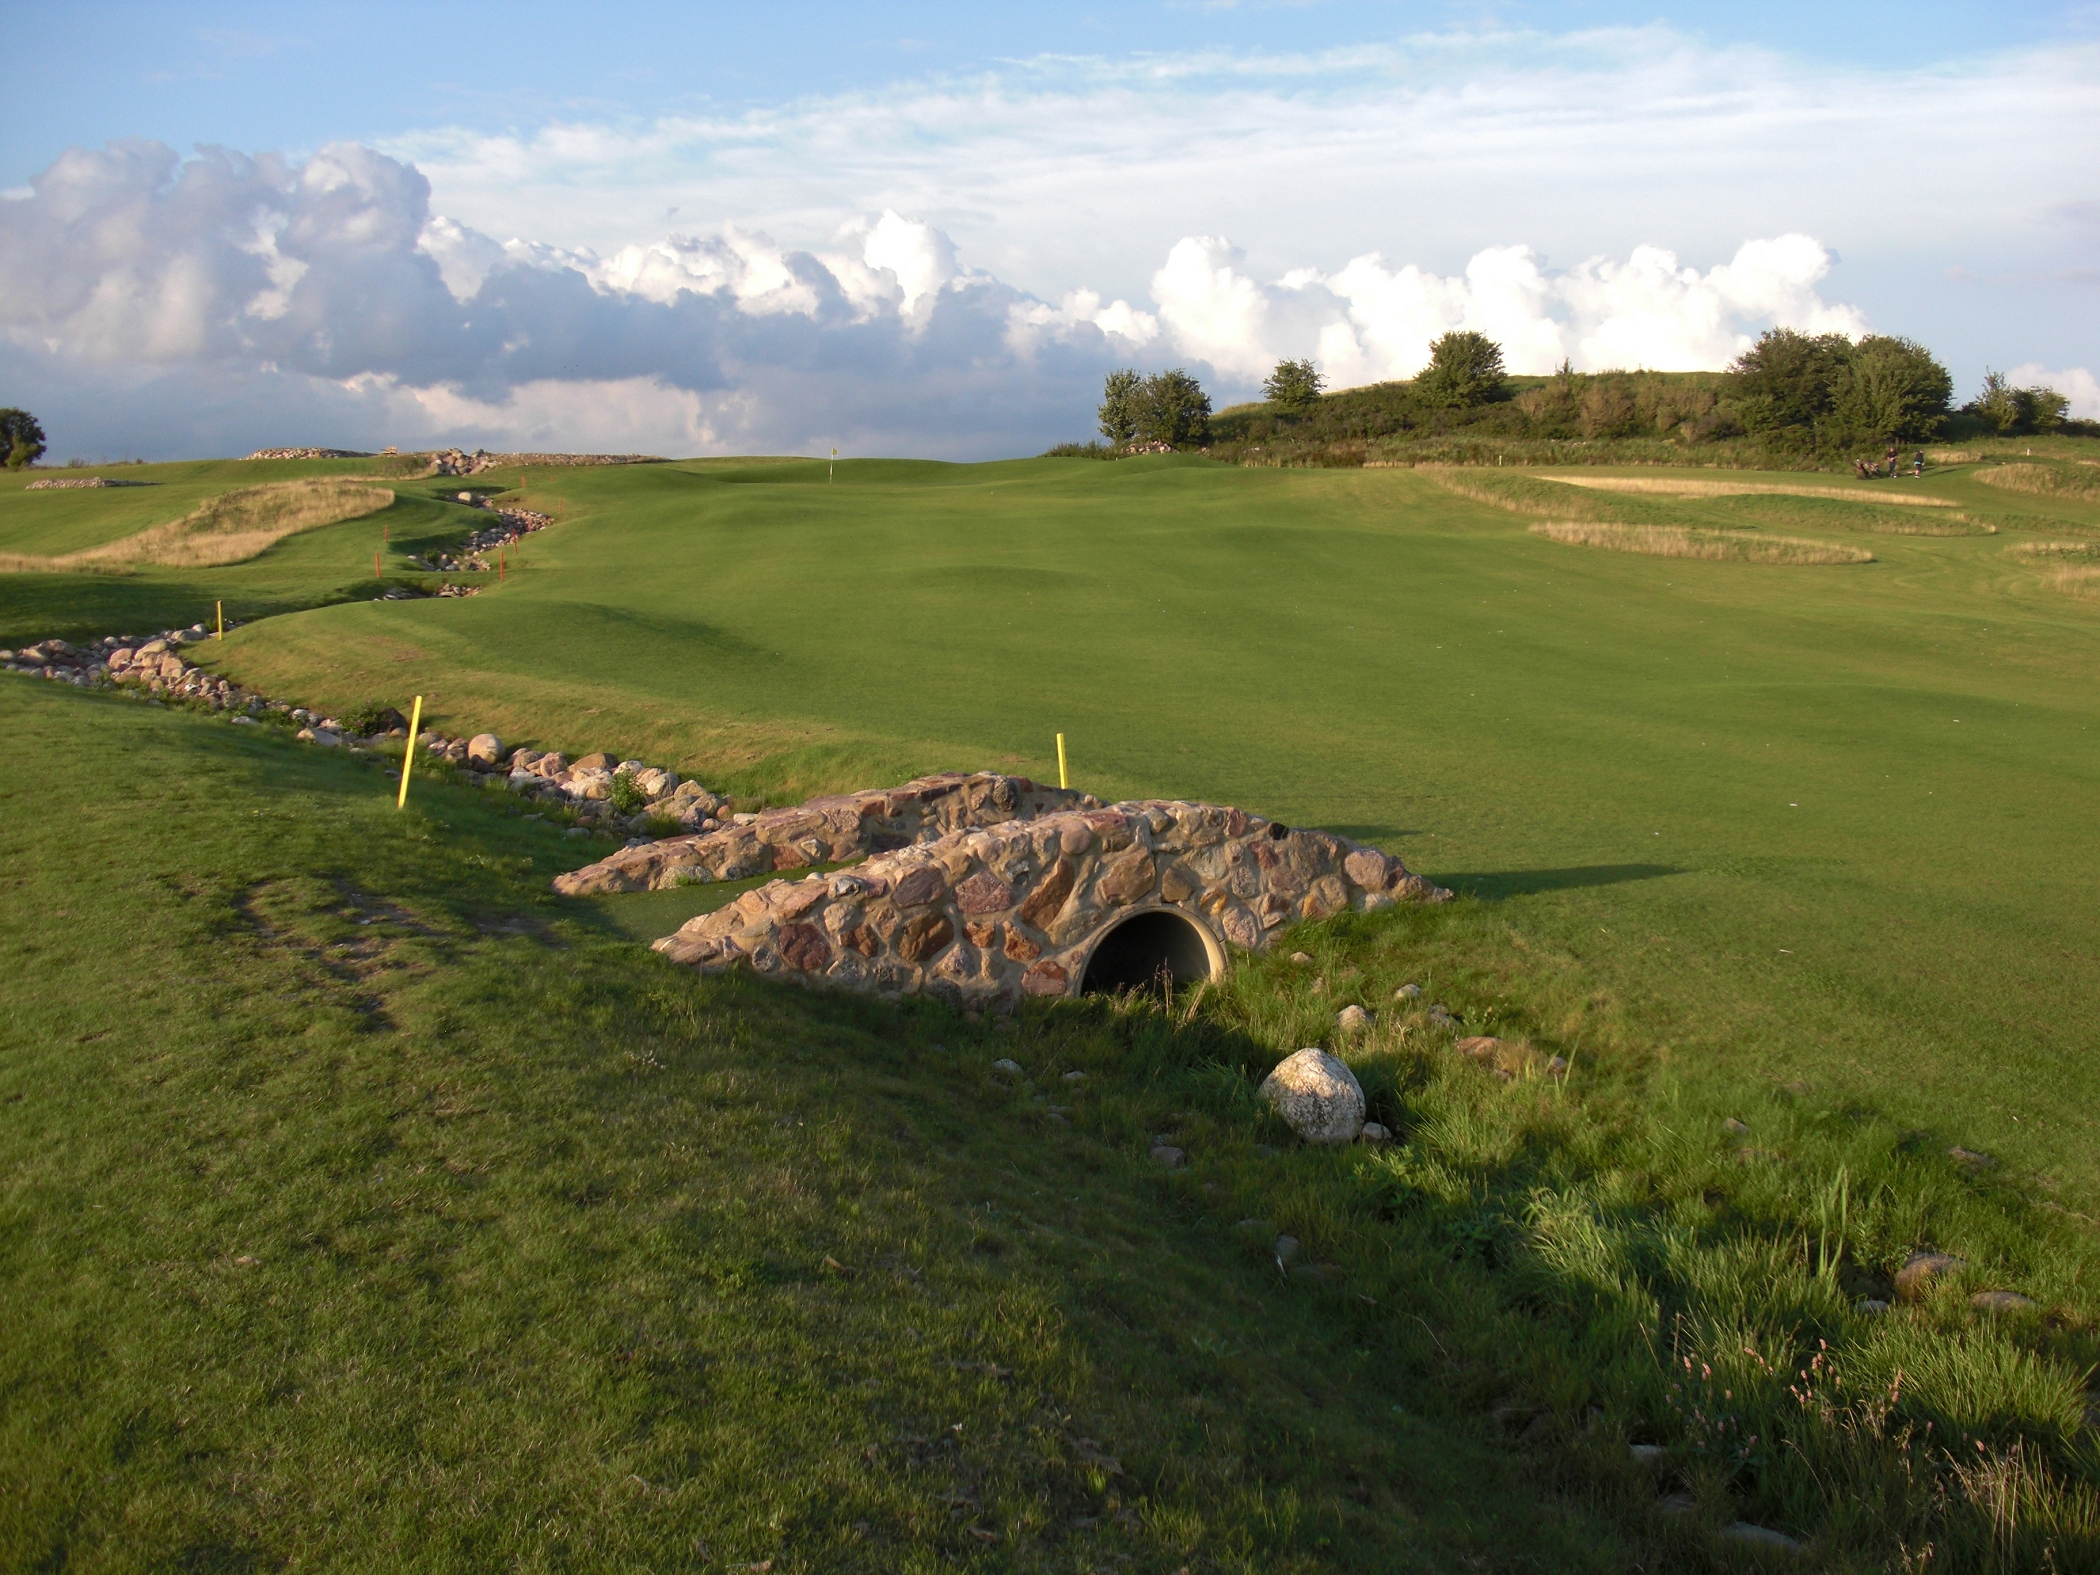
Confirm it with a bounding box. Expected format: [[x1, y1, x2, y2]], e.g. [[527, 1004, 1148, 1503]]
[[650, 797, 1447, 1008], [430, 449, 664, 476], [238, 447, 665, 473], [415, 497, 553, 572], [555, 773, 1094, 895], [24, 477, 154, 489]]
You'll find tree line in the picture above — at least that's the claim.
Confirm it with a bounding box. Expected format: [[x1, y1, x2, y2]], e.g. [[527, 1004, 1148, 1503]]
[[1075, 331, 2084, 458]]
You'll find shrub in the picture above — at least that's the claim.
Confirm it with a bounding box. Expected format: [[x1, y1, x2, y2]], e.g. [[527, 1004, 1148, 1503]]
[[1418, 332, 1507, 409], [1262, 359, 1324, 410], [608, 769, 647, 816]]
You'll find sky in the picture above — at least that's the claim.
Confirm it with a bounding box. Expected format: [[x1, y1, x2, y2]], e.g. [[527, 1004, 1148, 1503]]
[[2, 0, 2095, 460]]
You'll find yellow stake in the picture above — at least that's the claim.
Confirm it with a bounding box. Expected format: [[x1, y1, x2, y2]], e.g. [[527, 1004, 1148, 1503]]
[[397, 695, 424, 810], [1056, 732, 1068, 790], [215, 600, 223, 640]]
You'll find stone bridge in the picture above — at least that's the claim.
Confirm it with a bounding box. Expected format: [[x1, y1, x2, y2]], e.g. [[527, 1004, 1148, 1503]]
[[567, 776, 1449, 1008]]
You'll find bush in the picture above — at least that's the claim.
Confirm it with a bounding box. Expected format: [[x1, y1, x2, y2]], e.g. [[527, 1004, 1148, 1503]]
[[608, 769, 647, 816], [1262, 359, 1324, 410]]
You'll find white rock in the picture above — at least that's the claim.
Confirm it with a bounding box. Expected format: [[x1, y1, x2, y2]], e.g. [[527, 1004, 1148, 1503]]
[[467, 733, 504, 766], [991, 1058, 1024, 1077], [1337, 1004, 1373, 1033], [1258, 1049, 1365, 1145], [1395, 983, 1423, 1000], [1359, 1121, 1391, 1143]]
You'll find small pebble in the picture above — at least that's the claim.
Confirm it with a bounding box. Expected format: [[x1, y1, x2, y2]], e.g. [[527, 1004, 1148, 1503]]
[[1272, 1234, 1300, 1263], [991, 1058, 1024, 1077], [1723, 1117, 1750, 1136], [1855, 1299, 1890, 1315], [1150, 1144, 1185, 1169], [1337, 1004, 1372, 1033], [1061, 1070, 1086, 1083], [1971, 1290, 2036, 1314], [1289, 951, 1314, 966], [1359, 1121, 1391, 1142], [1395, 983, 1423, 1000]]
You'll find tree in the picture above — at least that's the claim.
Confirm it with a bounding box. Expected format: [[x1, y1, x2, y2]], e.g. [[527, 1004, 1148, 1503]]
[[1827, 335, 1952, 443], [1133, 369, 1212, 449], [1262, 358, 1324, 410], [1416, 331, 1505, 408], [1730, 329, 1852, 433], [1097, 369, 1142, 447], [0, 408, 45, 471], [1970, 371, 2070, 435]]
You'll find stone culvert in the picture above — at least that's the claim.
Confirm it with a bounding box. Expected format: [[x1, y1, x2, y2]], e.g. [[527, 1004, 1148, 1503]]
[[552, 772, 1097, 894], [646, 797, 1448, 1008]]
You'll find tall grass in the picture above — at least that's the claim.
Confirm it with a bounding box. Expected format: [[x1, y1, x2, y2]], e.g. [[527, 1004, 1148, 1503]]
[[1128, 931, 2100, 1569], [1529, 521, 1875, 565], [1549, 475, 1964, 508], [1976, 464, 2100, 504], [0, 479, 392, 573]]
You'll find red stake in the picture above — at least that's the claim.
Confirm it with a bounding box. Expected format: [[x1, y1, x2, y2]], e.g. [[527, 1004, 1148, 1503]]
[[374, 550, 382, 579]]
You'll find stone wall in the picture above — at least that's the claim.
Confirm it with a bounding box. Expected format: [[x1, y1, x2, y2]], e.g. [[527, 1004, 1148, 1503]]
[[650, 797, 1448, 1008], [553, 772, 1096, 894]]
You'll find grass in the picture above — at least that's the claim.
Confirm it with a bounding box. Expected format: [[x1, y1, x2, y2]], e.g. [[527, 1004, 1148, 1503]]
[[1975, 463, 2100, 504], [0, 478, 394, 572], [1546, 475, 1966, 509], [1526, 521, 1876, 565], [7, 449, 2100, 1221], [0, 676, 1654, 1572], [8, 671, 2100, 1569], [0, 460, 499, 645]]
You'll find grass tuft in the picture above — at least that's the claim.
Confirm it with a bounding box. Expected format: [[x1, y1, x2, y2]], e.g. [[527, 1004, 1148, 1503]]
[[1527, 521, 1875, 564]]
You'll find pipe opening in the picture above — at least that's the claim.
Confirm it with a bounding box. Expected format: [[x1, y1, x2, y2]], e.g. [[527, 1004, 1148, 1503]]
[[1080, 909, 1218, 996]]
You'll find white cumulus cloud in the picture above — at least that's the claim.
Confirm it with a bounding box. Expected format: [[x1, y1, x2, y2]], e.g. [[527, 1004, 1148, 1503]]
[[2005, 364, 2100, 420], [1, 136, 1882, 459]]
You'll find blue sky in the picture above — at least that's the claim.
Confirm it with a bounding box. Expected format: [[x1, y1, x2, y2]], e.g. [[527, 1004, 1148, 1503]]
[[2, 1, 2094, 458]]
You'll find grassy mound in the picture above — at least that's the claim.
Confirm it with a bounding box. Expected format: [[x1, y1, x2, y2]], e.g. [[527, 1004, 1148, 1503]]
[[1975, 463, 2100, 505], [0, 478, 395, 573], [7, 677, 2099, 1568], [1527, 521, 1875, 565]]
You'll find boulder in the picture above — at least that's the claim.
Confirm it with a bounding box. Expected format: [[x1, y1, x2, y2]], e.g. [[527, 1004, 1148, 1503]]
[[574, 751, 617, 771], [1895, 1251, 1965, 1301], [467, 733, 504, 766], [1258, 1049, 1365, 1145], [632, 767, 677, 800]]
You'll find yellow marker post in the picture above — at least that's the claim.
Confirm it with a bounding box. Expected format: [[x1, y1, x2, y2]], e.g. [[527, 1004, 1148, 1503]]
[[215, 600, 223, 640], [396, 695, 424, 811], [1056, 732, 1068, 790]]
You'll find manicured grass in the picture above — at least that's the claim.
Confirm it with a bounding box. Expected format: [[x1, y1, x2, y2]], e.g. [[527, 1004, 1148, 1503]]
[[0, 676, 1655, 1572], [0, 461, 489, 646], [121, 450, 2100, 1212], [8, 673, 2098, 1569]]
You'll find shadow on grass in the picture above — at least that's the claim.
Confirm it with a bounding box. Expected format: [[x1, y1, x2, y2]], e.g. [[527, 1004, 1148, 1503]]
[[1436, 863, 1684, 898]]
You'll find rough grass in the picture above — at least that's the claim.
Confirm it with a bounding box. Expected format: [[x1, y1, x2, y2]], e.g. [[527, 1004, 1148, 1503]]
[[8, 676, 2100, 1570], [1546, 475, 1964, 508], [1975, 463, 2100, 504], [0, 478, 394, 572], [1700, 493, 1992, 537], [1527, 521, 1876, 564]]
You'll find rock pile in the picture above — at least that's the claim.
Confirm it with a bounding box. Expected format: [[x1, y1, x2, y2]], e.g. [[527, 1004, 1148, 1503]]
[[414, 499, 553, 572], [243, 448, 372, 460], [429, 449, 663, 476], [414, 731, 733, 837], [2, 626, 266, 709], [555, 772, 1093, 895], [24, 477, 153, 489], [650, 797, 1448, 1008]]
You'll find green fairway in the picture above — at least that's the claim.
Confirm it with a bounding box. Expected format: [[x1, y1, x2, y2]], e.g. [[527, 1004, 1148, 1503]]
[[1, 677, 1671, 1572], [123, 451, 2100, 1207], [0, 459, 489, 644]]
